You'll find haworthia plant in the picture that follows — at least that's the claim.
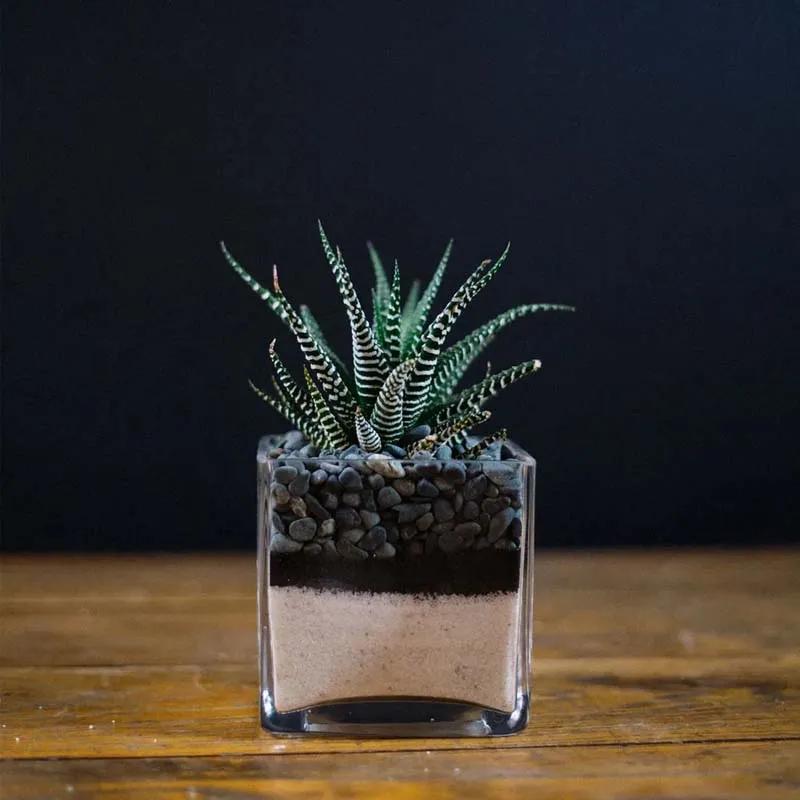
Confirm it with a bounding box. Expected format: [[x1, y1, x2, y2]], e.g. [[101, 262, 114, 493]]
[[224, 224, 572, 455]]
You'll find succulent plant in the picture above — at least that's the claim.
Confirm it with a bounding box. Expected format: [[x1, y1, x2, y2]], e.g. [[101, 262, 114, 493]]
[[223, 223, 573, 455]]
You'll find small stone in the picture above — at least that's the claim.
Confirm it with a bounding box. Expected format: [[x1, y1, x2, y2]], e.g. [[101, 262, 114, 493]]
[[431, 521, 455, 533], [339, 467, 363, 490], [304, 493, 331, 521], [463, 474, 488, 501], [454, 521, 481, 541], [366, 456, 406, 478], [342, 492, 361, 507], [340, 528, 364, 544], [289, 517, 317, 542], [397, 503, 431, 523], [509, 516, 522, 541], [378, 486, 402, 508], [483, 462, 517, 486], [320, 492, 339, 511], [335, 508, 361, 531], [341, 445, 368, 460], [271, 512, 285, 534], [482, 497, 510, 515], [433, 498, 455, 522], [435, 444, 453, 460], [392, 478, 416, 497], [479, 512, 491, 533], [405, 424, 431, 440], [319, 518, 336, 537], [485, 483, 500, 498], [360, 489, 377, 511], [415, 460, 442, 477], [298, 444, 319, 458], [488, 507, 515, 542], [453, 492, 464, 513], [274, 465, 298, 485], [416, 478, 439, 498], [303, 542, 322, 557], [416, 512, 435, 531], [383, 444, 407, 458], [360, 526, 387, 551], [367, 473, 386, 490], [400, 525, 417, 541], [271, 483, 290, 507], [310, 469, 328, 486], [374, 542, 396, 559], [271, 533, 303, 553], [320, 462, 343, 474], [324, 475, 341, 493], [360, 510, 381, 529], [438, 529, 466, 554], [282, 431, 305, 450], [289, 470, 311, 496], [322, 540, 339, 559], [462, 500, 480, 520], [289, 497, 308, 517], [385, 525, 399, 544], [494, 538, 511, 550], [443, 461, 467, 484], [337, 539, 368, 560]]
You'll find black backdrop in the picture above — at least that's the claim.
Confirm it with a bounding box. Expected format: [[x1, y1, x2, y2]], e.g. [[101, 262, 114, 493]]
[[4, 2, 799, 551]]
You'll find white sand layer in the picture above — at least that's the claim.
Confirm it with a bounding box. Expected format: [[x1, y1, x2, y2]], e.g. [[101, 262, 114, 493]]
[[267, 587, 522, 712]]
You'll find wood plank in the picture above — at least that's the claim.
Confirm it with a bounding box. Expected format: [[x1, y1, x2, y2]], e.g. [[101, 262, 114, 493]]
[[2, 741, 799, 800], [2, 549, 798, 666], [1, 656, 797, 759]]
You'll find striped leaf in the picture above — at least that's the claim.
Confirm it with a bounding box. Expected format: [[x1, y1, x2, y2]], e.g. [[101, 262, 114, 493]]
[[268, 339, 317, 420], [407, 408, 491, 455], [382, 261, 403, 364], [248, 379, 327, 447], [432, 303, 574, 403], [429, 357, 541, 425], [304, 369, 349, 450], [325, 245, 391, 412], [269, 265, 357, 426], [463, 428, 508, 459], [401, 238, 452, 356], [355, 407, 382, 453], [403, 244, 511, 428], [221, 242, 292, 326], [298, 305, 351, 381], [370, 359, 415, 443]]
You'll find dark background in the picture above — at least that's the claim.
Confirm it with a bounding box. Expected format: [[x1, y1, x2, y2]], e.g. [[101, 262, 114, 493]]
[[4, 2, 799, 551]]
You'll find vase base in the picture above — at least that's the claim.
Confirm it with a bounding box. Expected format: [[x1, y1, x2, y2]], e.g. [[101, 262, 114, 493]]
[[260, 691, 529, 737]]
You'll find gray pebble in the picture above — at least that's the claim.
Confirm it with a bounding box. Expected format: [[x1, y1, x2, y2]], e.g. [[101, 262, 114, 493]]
[[416, 478, 439, 498], [341, 445, 368, 459], [393, 478, 416, 497], [443, 461, 467, 484], [383, 444, 407, 458], [360, 526, 387, 551], [374, 542, 396, 559], [339, 528, 364, 544], [415, 460, 442, 477], [432, 521, 455, 533], [289, 470, 311, 496], [322, 540, 339, 559], [304, 493, 331, 521], [360, 510, 381, 529], [454, 521, 481, 541], [274, 465, 298, 485], [396, 503, 431, 523], [303, 542, 322, 557], [435, 444, 453, 460], [416, 512, 435, 531], [488, 507, 515, 542], [438, 529, 466, 554], [453, 492, 464, 513], [433, 498, 455, 522], [385, 525, 399, 544], [271, 512, 285, 534], [319, 518, 336, 537], [367, 473, 386, 490], [483, 462, 517, 486], [339, 467, 364, 490], [360, 489, 377, 511], [463, 474, 488, 500], [462, 500, 480, 520], [478, 512, 491, 533], [482, 496, 510, 515], [271, 533, 303, 553], [400, 525, 418, 541], [405, 424, 431, 440], [320, 461, 343, 474], [509, 516, 522, 541], [494, 538, 511, 550], [310, 469, 328, 486], [324, 475, 341, 493], [282, 430, 304, 450], [337, 539, 368, 560], [289, 517, 317, 542], [320, 492, 339, 511], [485, 483, 500, 498], [335, 508, 361, 530], [298, 444, 319, 458], [342, 492, 361, 507], [378, 486, 402, 508]]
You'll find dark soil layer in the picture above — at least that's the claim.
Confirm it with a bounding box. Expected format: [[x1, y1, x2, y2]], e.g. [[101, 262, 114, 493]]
[[269, 549, 521, 595]]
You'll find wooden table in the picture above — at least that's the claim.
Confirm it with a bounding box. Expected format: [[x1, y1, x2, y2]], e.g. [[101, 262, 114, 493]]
[[1, 549, 798, 798]]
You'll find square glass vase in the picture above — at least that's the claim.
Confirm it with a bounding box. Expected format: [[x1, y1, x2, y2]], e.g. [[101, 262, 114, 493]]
[[257, 435, 535, 737]]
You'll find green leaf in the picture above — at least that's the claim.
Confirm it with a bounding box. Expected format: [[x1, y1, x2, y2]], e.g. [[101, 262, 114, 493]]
[[304, 368, 349, 450], [370, 358, 415, 443], [355, 407, 382, 453], [382, 261, 403, 365]]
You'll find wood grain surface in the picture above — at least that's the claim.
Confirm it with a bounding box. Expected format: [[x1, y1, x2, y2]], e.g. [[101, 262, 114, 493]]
[[1, 549, 798, 798]]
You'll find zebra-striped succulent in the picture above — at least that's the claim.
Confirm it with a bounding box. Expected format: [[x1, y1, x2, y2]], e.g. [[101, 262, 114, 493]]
[[224, 223, 573, 456]]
